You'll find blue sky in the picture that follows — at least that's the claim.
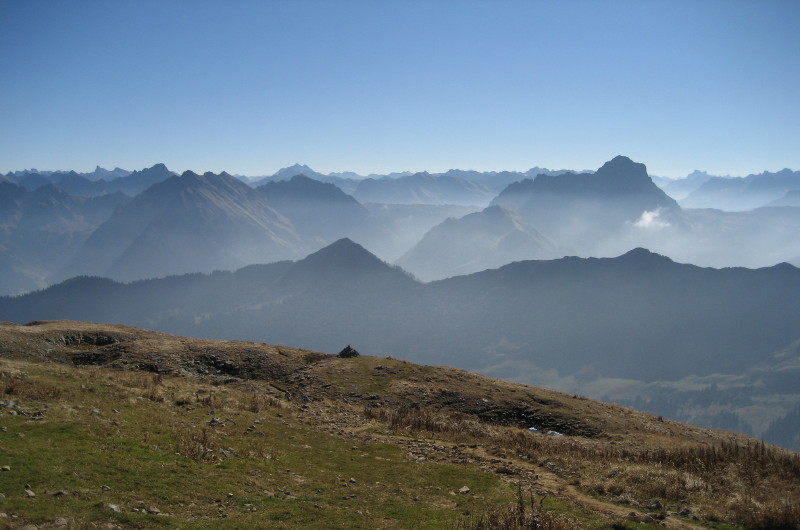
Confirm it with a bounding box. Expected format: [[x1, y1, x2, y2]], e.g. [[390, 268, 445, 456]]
[[1, 0, 798, 178]]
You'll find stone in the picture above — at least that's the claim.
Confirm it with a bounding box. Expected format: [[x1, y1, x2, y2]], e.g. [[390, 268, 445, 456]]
[[24, 489, 36, 497], [100, 485, 111, 491], [0, 466, 9, 471], [458, 486, 470, 494], [53, 517, 68, 527], [107, 504, 120, 512], [337, 345, 360, 358], [147, 506, 161, 514]]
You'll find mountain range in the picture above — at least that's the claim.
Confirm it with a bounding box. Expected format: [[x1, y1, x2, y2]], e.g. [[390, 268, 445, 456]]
[[681, 168, 800, 211], [7, 164, 174, 198], [4, 154, 800, 450], [56, 170, 305, 282], [3, 237, 799, 448], [4, 155, 800, 293]]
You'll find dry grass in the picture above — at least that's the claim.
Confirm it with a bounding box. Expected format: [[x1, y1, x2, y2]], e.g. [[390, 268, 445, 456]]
[[2, 371, 63, 400], [364, 405, 489, 440], [455, 487, 580, 530], [361, 404, 800, 529], [173, 425, 222, 463]]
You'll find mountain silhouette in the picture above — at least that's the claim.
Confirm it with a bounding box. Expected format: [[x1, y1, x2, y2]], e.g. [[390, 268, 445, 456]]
[[257, 174, 369, 242], [58, 170, 305, 282], [682, 168, 800, 211], [82, 165, 131, 181], [5, 240, 800, 387], [48, 163, 174, 197], [492, 155, 684, 254], [396, 205, 559, 281]]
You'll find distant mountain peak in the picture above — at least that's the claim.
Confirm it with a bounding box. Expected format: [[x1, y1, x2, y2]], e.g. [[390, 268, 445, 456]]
[[273, 164, 324, 180], [617, 247, 674, 264], [303, 237, 373, 262], [595, 155, 650, 182], [292, 238, 414, 282]]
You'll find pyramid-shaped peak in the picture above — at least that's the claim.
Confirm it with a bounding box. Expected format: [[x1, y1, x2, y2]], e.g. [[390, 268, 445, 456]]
[[293, 238, 415, 281], [278, 238, 418, 292], [304, 238, 376, 262]]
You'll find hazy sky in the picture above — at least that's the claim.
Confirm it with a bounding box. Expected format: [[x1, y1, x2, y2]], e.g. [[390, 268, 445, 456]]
[[2, 0, 798, 178]]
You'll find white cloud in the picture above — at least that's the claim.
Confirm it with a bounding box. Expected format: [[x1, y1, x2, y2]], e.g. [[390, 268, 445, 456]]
[[633, 209, 670, 229]]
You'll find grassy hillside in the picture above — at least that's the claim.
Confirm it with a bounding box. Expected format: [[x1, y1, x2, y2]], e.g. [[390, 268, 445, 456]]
[[1, 321, 799, 529]]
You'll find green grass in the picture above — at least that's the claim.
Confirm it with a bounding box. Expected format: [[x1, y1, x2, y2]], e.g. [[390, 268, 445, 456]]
[[0, 360, 517, 529]]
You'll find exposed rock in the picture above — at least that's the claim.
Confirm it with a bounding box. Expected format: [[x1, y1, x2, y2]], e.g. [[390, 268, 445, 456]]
[[107, 504, 120, 512], [337, 345, 360, 358], [458, 486, 470, 494]]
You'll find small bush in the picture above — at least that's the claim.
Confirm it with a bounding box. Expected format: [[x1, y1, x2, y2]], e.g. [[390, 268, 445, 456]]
[[455, 488, 579, 530], [174, 426, 221, 463]]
